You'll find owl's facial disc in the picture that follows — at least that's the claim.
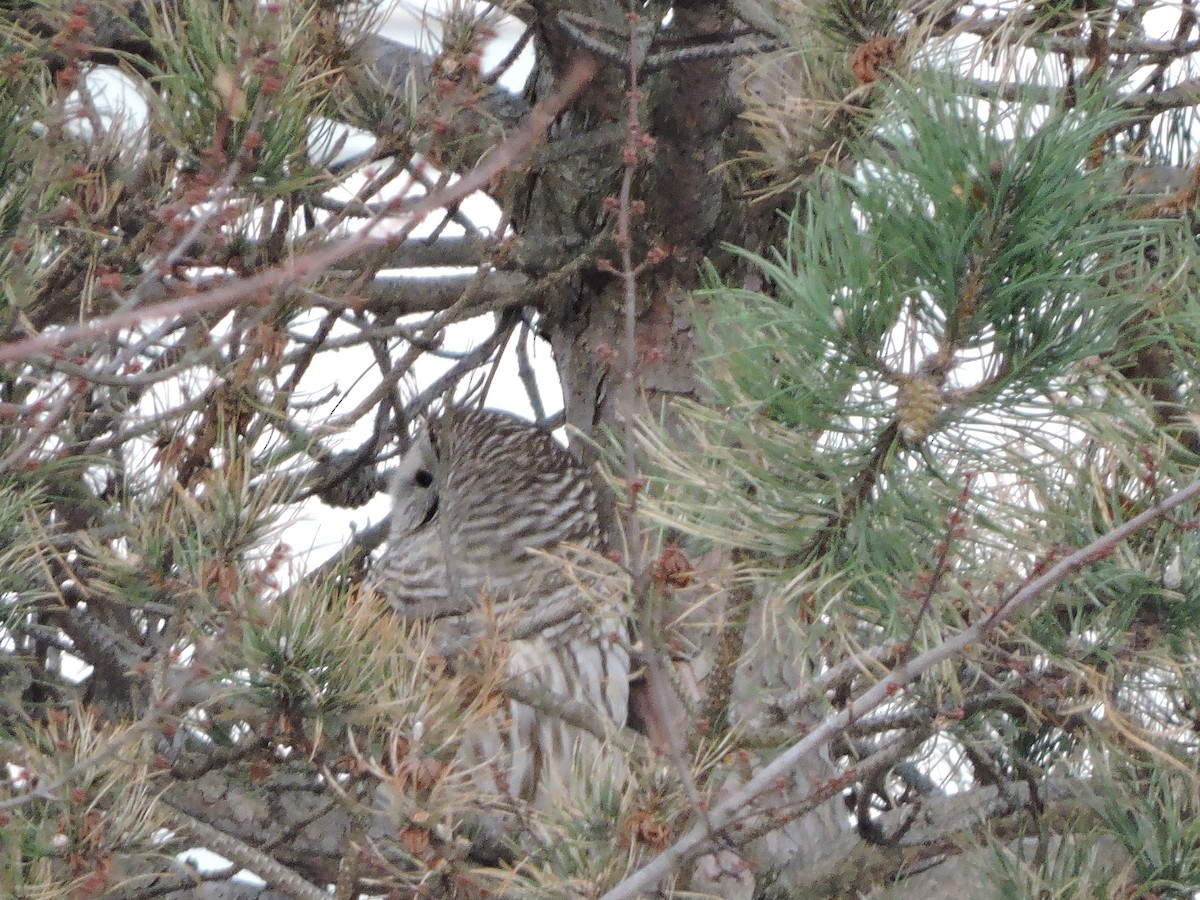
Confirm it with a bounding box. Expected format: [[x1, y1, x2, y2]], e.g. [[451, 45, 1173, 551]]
[[388, 431, 440, 537]]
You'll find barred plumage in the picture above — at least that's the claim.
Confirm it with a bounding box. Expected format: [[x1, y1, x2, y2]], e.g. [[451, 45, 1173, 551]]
[[368, 407, 629, 804]]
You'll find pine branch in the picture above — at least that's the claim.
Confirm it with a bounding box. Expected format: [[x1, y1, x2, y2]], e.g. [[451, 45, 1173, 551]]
[[601, 471, 1200, 898]]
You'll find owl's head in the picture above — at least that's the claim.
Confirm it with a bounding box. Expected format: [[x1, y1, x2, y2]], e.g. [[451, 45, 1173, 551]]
[[383, 407, 601, 565], [372, 407, 604, 620]]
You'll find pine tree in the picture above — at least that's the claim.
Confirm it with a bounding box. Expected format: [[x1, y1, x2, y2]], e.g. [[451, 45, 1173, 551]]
[[0, 1, 1198, 898]]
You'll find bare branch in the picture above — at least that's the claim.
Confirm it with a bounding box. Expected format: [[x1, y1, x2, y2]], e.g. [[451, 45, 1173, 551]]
[[160, 806, 331, 900]]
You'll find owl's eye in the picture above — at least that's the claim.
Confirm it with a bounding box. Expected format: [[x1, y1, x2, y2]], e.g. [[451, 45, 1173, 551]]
[[414, 469, 433, 488]]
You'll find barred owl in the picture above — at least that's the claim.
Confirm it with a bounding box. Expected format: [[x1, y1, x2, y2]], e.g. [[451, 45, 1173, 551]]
[[368, 407, 629, 803]]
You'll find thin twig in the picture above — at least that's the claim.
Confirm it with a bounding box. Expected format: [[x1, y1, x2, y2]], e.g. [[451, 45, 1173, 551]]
[[898, 473, 974, 664], [515, 317, 546, 421], [612, 4, 712, 830]]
